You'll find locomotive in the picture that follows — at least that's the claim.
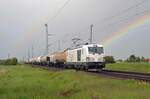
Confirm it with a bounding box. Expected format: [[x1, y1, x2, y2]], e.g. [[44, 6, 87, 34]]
[[29, 44, 105, 70]]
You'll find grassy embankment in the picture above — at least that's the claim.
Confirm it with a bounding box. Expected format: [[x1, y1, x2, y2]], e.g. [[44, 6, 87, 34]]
[[106, 62, 150, 73], [0, 64, 150, 99]]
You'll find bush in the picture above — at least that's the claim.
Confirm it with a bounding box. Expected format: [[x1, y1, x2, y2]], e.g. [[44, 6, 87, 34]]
[[0, 58, 18, 65], [126, 55, 146, 62], [116, 59, 123, 63], [104, 56, 115, 63], [0, 60, 5, 65]]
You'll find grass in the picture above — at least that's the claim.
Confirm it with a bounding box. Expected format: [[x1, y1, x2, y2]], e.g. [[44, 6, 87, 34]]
[[0, 64, 150, 99], [106, 62, 150, 73]]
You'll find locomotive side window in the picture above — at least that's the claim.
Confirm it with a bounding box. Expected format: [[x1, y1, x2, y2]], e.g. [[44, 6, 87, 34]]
[[77, 50, 81, 61], [88, 47, 103, 54], [46, 57, 50, 61]]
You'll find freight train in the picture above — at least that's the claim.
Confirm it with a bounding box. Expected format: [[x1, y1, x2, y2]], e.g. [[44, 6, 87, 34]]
[[28, 44, 105, 70]]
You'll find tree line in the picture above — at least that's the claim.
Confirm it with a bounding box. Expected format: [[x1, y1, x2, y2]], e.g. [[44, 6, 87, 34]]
[[126, 55, 145, 62], [0, 57, 18, 65], [104, 55, 147, 63]]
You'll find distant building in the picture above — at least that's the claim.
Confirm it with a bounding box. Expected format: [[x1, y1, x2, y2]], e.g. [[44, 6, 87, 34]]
[[146, 59, 150, 63]]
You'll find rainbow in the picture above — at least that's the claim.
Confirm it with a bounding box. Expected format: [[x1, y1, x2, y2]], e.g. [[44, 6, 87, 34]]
[[102, 14, 150, 47], [13, 17, 49, 53]]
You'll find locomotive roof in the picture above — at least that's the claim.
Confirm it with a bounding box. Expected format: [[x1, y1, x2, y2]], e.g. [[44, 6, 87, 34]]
[[46, 44, 103, 56], [68, 44, 103, 50]]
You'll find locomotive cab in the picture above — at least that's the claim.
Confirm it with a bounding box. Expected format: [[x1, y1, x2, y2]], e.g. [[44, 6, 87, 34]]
[[86, 44, 104, 62], [84, 44, 105, 69]]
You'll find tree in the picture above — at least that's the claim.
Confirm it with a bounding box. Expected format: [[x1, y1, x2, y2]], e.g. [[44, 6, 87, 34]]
[[117, 59, 123, 63], [2, 57, 18, 65], [11, 57, 18, 65], [136, 56, 141, 62], [126, 55, 146, 63], [129, 55, 136, 62], [104, 56, 115, 63], [141, 56, 145, 62]]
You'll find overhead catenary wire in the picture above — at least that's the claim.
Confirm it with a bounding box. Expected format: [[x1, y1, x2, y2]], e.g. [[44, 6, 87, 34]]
[[78, 0, 149, 34], [87, 9, 150, 44], [40, 0, 149, 53], [76, 0, 150, 41], [94, 0, 149, 26], [94, 9, 150, 32], [59, 0, 149, 44], [43, 0, 72, 54], [23, 0, 72, 59], [47, 0, 72, 24], [30, 0, 67, 56]]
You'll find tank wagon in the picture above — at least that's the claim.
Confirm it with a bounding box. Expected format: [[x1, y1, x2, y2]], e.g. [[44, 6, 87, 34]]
[[40, 55, 50, 66], [29, 44, 105, 70], [49, 51, 67, 67]]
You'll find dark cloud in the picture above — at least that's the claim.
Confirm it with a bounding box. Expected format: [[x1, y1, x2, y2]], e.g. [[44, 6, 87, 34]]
[[0, 0, 149, 60]]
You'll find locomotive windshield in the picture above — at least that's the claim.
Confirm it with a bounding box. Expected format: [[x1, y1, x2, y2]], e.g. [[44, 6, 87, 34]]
[[88, 47, 104, 54]]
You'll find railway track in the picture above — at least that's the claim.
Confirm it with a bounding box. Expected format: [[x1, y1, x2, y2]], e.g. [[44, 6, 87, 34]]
[[31, 64, 150, 82], [31, 65, 65, 71], [94, 70, 150, 82]]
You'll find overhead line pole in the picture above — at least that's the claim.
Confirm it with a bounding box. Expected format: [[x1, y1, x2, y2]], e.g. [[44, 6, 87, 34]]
[[58, 40, 61, 51], [45, 24, 53, 55], [45, 24, 48, 55], [43, 0, 71, 54], [31, 45, 34, 58], [28, 49, 30, 62], [90, 24, 94, 44], [8, 53, 10, 59]]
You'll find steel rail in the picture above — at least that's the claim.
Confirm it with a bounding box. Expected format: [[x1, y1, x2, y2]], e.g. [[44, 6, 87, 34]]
[[30, 64, 150, 82], [94, 70, 150, 82]]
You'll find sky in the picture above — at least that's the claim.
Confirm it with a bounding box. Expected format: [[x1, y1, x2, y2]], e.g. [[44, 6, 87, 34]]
[[0, 0, 150, 60]]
